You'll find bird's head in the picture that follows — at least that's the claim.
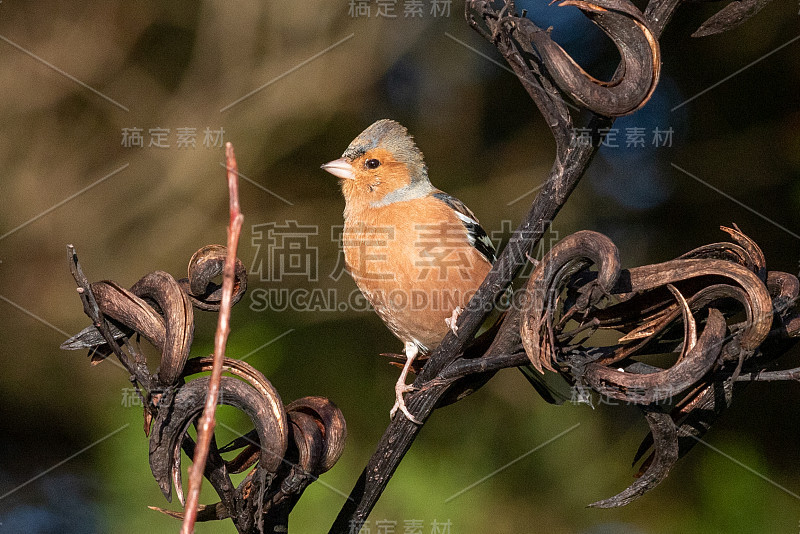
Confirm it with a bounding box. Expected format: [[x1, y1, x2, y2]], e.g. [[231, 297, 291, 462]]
[[322, 119, 432, 218]]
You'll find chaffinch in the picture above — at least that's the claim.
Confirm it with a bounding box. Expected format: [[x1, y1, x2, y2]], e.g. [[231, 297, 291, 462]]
[[322, 119, 557, 423]]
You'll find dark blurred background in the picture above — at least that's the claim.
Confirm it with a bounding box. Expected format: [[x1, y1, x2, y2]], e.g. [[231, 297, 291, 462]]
[[0, 1, 798, 532]]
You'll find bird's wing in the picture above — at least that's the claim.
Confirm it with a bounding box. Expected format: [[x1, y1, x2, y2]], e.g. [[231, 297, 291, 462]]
[[432, 191, 497, 264], [433, 193, 573, 404]]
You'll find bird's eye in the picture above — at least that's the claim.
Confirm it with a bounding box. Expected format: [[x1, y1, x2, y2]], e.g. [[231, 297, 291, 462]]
[[365, 158, 381, 169]]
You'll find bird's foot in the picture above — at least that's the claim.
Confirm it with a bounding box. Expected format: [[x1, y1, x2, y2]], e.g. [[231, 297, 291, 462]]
[[445, 306, 463, 335], [390, 382, 422, 424]]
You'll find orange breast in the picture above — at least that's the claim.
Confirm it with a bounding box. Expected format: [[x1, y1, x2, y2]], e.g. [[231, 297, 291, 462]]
[[343, 198, 492, 352]]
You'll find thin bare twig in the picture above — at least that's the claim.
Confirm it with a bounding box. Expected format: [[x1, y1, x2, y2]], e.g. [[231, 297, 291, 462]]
[[181, 142, 244, 533]]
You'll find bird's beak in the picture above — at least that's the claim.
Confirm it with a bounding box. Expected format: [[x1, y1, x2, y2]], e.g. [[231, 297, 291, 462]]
[[321, 158, 356, 180]]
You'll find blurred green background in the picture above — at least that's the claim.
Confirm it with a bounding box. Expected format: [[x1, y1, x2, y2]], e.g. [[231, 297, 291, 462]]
[[1, 1, 799, 532]]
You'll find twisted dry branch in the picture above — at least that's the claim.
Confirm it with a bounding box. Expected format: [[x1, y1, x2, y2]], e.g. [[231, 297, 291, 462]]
[[329, 0, 794, 529], [63, 146, 346, 533]]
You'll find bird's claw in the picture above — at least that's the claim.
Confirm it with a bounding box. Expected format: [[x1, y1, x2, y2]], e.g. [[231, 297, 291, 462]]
[[390, 382, 422, 424], [445, 306, 463, 336]]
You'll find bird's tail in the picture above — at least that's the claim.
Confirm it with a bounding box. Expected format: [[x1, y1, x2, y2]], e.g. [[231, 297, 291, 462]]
[[518, 364, 572, 405]]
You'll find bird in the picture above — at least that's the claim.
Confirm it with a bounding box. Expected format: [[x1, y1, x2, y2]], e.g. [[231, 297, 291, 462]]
[[322, 119, 562, 423]]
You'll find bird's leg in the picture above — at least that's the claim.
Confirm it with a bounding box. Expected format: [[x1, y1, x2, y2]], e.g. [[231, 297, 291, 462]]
[[445, 306, 463, 335], [390, 341, 422, 424]]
